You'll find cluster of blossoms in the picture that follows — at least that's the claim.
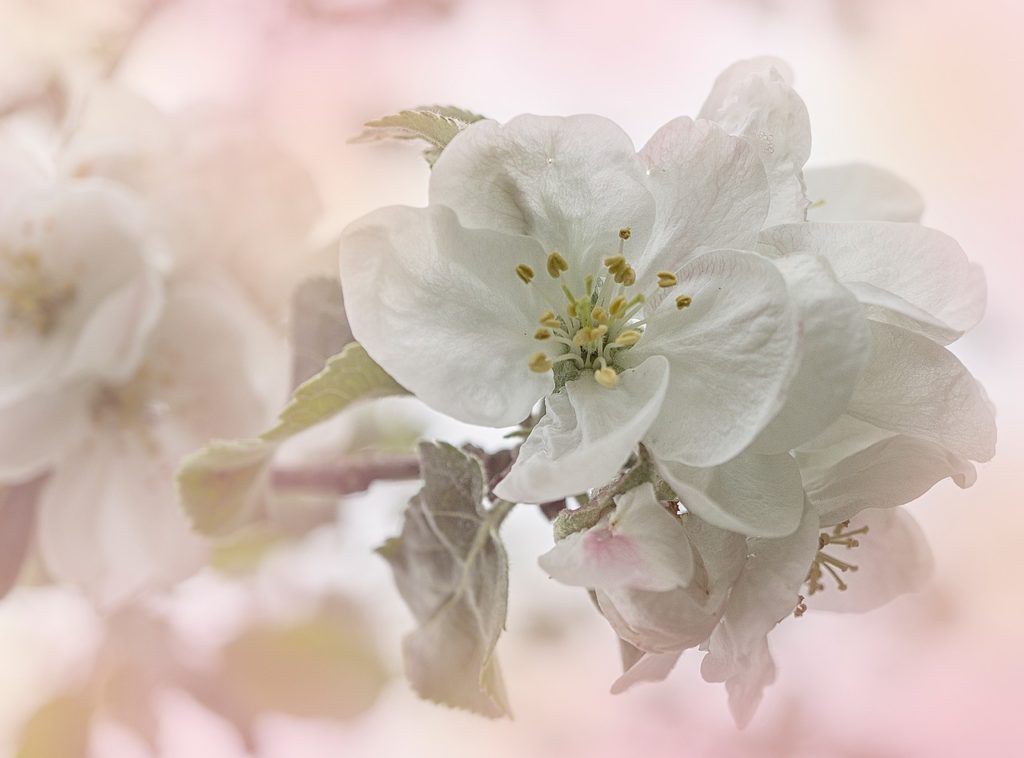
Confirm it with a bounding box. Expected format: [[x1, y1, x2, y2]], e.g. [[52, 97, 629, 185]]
[[339, 58, 995, 722], [0, 85, 323, 606]]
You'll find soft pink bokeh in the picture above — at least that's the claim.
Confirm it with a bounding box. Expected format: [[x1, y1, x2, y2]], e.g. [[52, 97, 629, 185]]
[[2, 0, 1022, 755]]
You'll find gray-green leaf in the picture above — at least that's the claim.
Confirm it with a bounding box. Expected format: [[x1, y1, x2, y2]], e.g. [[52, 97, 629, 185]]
[[178, 342, 407, 537], [352, 105, 485, 167], [379, 442, 513, 717]]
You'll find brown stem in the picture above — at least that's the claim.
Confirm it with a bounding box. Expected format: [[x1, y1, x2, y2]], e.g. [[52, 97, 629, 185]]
[[270, 454, 421, 496]]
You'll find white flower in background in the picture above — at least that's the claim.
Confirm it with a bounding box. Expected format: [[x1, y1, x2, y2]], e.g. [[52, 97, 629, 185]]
[[340, 112, 805, 506]]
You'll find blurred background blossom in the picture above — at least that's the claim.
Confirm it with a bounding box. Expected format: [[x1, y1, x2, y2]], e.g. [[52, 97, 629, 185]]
[[0, 0, 1021, 755]]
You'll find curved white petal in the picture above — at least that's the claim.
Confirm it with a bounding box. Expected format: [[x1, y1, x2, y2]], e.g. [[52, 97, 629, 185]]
[[698, 57, 812, 226], [339, 204, 555, 427], [655, 452, 805, 538], [610, 651, 682, 695], [796, 415, 976, 525], [637, 117, 769, 276], [847, 323, 996, 463], [429, 114, 656, 285], [700, 502, 819, 724], [37, 435, 206, 608], [760, 221, 986, 344], [538, 482, 693, 592], [751, 254, 871, 453], [0, 384, 90, 480], [494, 355, 669, 503], [631, 250, 798, 467], [804, 164, 924, 222], [806, 508, 932, 613]]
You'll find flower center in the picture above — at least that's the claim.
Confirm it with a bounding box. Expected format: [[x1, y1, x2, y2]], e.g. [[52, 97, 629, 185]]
[[515, 227, 691, 389], [794, 520, 870, 616], [0, 248, 77, 337]]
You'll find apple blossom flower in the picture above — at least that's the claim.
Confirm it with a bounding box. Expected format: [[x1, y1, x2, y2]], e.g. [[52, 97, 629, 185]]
[[340, 113, 802, 505]]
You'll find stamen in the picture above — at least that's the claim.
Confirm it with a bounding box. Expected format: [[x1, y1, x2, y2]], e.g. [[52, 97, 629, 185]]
[[603, 255, 626, 275], [539, 310, 561, 329], [528, 352, 553, 373], [618, 227, 631, 240], [675, 295, 692, 310], [572, 324, 608, 348], [594, 365, 619, 389], [515, 264, 535, 284], [657, 271, 678, 288], [803, 520, 869, 598], [591, 307, 608, 325], [547, 251, 570, 278], [534, 328, 552, 340], [609, 295, 628, 317], [613, 329, 642, 347]]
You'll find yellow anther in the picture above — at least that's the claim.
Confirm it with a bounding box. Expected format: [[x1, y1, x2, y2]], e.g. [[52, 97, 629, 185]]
[[594, 365, 619, 388], [539, 310, 561, 328], [591, 307, 609, 325], [609, 295, 628, 317], [621, 267, 636, 287], [603, 255, 626, 274], [515, 264, 535, 284], [675, 295, 692, 310], [528, 352, 553, 373], [567, 301, 578, 318], [547, 251, 569, 278], [657, 271, 678, 288], [619, 227, 631, 240], [573, 325, 607, 347], [534, 328, 552, 340], [614, 329, 642, 347]]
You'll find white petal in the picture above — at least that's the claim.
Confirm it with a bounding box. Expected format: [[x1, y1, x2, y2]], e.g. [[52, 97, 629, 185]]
[[637, 117, 769, 276], [847, 322, 996, 462], [429, 114, 656, 283], [0, 384, 90, 480], [724, 637, 775, 729], [804, 164, 924, 222], [751, 254, 871, 453], [760, 221, 986, 344], [797, 415, 977, 525], [538, 482, 693, 592], [494, 355, 670, 503], [610, 651, 682, 695], [339, 204, 555, 427], [700, 502, 819, 709], [631, 250, 798, 467], [806, 508, 932, 613], [37, 435, 205, 608], [698, 57, 812, 226], [596, 517, 747, 654], [655, 452, 805, 538]]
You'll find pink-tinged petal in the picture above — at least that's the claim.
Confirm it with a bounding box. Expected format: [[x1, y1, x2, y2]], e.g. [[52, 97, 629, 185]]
[[637, 117, 769, 276], [807, 508, 932, 614], [700, 502, 819, 725], [804, 164, 924, 222], [631, 250, 798, 467], [797, 415, 977, 525], [655, 452, 805, 539], [760, 221, 986, 344], [339, 204, 556, 427], [698, 57, 812, 226], [538, 483, 693, 592], [847, 322, 996, 463], [610, 651, 682, 695], [0, 475, 45, 599], [494, 356, 669, 504], [430, 114, 656, 285], [751, 254, 870, 453], [0, 384, 90, 481]]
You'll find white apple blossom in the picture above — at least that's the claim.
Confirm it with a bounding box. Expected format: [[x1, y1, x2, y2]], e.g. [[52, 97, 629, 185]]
[[340, 113, 803, 506]]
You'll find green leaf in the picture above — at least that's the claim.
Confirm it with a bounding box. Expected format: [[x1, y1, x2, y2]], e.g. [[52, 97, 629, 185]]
[[16, 694, 92, 758], [379, 442, 513, 718], [352, 105, 485, 167], [178, 343, 408, 537]]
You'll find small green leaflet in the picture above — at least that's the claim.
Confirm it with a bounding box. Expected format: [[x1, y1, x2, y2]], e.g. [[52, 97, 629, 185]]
[[177, 343, 407, 537], [379, 442, 513, 718], [352, 105, 486, 166]]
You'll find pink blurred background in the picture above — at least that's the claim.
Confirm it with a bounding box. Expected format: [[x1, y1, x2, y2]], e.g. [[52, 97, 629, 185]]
[[2, 0, 1022, 755]]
